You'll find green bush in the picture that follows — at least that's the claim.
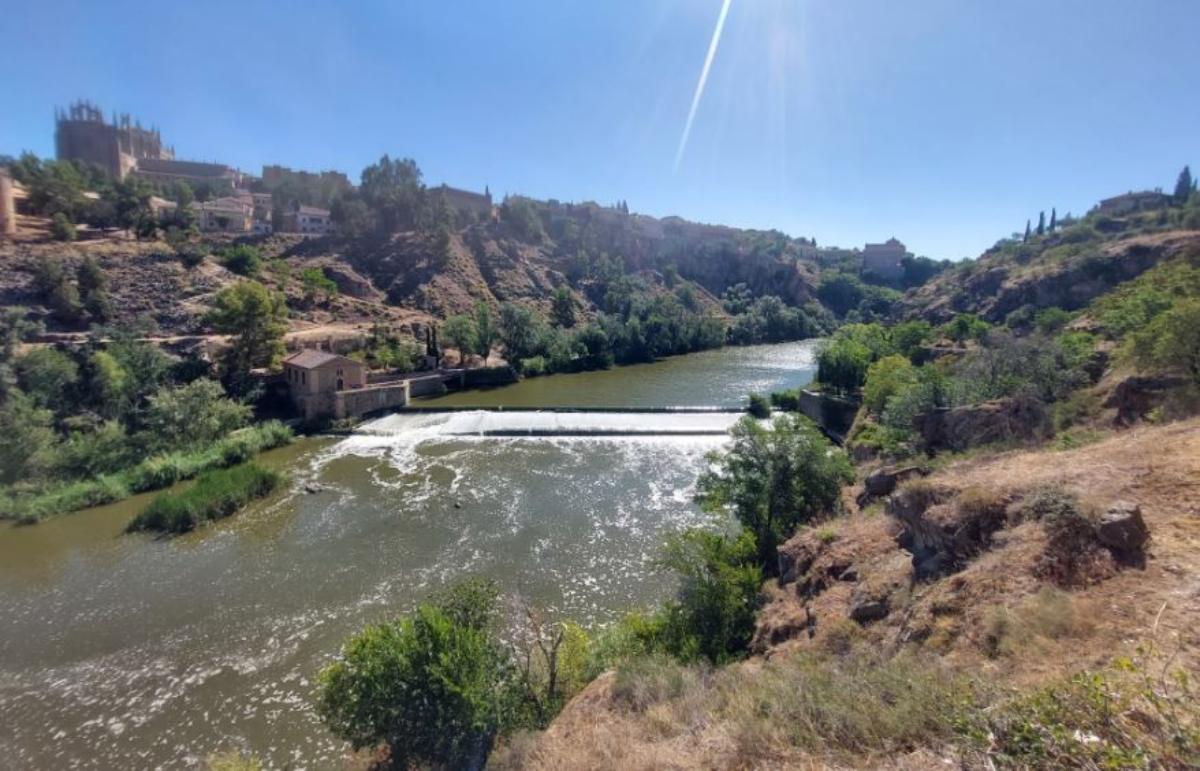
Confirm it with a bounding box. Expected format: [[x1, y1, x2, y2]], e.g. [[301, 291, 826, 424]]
[[698, 414, 853, 565], [862, 354, 917, 414], [769, 388, 802, 412], [220, 245, 263, 277], [51, 212, 76, 241], [127, 461, 282, 533], [316, 578, 514, 769], [629, 528, 762, 664], [746, 393, 771, 418]]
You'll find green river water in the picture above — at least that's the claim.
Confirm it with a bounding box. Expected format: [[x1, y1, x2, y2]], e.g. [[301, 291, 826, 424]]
[[0, 340, 818, 769]]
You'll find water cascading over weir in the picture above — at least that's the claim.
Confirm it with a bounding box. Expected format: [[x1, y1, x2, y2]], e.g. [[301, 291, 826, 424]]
[[356, 408, 746, 438]]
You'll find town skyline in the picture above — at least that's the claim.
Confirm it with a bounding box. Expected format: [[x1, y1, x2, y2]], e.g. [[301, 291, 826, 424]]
[[2, 1, 1198, 260]]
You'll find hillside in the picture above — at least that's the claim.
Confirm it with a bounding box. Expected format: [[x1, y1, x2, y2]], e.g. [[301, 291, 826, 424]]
[[0, 200, 821, 346]]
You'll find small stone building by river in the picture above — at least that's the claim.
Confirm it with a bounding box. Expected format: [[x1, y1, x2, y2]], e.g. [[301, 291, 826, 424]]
[[283, 349, 412, 420]]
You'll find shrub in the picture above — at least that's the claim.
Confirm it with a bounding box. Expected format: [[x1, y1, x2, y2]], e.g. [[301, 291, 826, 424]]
[[698, 414, 854, 565], [746, 393, 771, 418], [220, 244, 262, 277], [51, 212, 76, 241], [648, 528, 762, 664], [862, 354, 917, 414], [1128, 298, 1200, 385], [127, 461, 282, 534], [316, 578, 513, 769], [768, 388, 802, 412]]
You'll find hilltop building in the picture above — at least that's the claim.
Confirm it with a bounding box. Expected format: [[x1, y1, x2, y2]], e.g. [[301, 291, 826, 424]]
[[192, 196, 253, 233], [281, 202, 333, 234], [132, 158, 243, 194], [1095, 190, 1172, 216], [55, 100, 175, 180], [861, 238, 907, 282], [433, 184, 493, 218]]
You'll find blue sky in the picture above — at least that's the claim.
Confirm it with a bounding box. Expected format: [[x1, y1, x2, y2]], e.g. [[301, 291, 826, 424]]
[[3, 0, 1196, 260]]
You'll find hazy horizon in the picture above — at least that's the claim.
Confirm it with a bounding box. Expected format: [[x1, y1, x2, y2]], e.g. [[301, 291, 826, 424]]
[[3, 0, 1197, 260]]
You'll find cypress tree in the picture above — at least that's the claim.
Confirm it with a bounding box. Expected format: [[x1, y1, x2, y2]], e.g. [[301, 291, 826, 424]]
[[1175, 166, 1194, 203], [1036, 211, 1046, 236], [1024, 220, 1031, 242], [1050, 208, 1057, 232]]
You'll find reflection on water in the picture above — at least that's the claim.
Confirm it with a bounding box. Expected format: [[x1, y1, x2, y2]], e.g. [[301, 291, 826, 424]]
[[0, 341, 818, 768]]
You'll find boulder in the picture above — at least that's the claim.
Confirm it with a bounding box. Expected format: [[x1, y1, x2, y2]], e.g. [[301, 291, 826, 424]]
[[888, 483, 1007, 580], [849, 593, 890, 624], [1096, 501, 1150, 558], [862, 465, 927, 501], [1103, 375, 1190, 426], [914, 397, 1051, 453]]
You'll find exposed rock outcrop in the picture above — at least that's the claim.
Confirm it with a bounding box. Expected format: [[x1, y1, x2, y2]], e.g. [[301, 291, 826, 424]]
[[1103, 374, 1191, 426], [914, 397, 1051, 452]]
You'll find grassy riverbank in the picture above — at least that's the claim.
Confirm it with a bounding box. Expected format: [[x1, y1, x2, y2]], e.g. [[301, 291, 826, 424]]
[[128, 461, 283, 534], [0, 421, 292, 524]]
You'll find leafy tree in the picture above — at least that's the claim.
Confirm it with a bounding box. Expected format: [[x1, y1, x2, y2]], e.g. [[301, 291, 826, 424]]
[[550, 286, 578, 328], [52, 212, 76, 241], [816, 336, 872, 394], [359, 155, 427, 232], [300, 267, 337, 306], [647, 528, 762, 663], [1130, 298, 1200, 385], [499, 196, 544, 242], [442, 314, 478, 358], [1175, 165, 1194, 204], [890, 320, 933, 359], [87, 349, 130, 419], [220, 245, 263, 277], [698, 414, 854, 566], [15, 347, 79, 410], [945, 313, 991, 343], [32, 255, 83, 324], [207, 281, 288, 380], [817, 272, 866, 317], [316, 578, 513, 769], [56, 420, 133, 478], [0, 390, 59, 484], [863, 354, 918, 414], [499, 303, 543, 364], [76, 257, 113, 323], [144, 379, 251, 452]]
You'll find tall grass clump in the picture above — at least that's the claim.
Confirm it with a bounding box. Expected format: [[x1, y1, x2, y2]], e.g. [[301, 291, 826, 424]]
[[127, 462, 283, 534], [1, 421, 292, 523]]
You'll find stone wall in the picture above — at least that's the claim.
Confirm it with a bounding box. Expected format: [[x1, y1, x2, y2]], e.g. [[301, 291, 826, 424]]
[[335, 382, 409, 419], [798, 389, 860, 444]]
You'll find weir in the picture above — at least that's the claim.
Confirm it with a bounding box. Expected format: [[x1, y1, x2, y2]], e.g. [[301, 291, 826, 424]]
[[357, 408, 745, 437]]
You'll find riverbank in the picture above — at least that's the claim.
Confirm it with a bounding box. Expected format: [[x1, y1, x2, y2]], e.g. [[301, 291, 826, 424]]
[[0, 421, 293, 524]]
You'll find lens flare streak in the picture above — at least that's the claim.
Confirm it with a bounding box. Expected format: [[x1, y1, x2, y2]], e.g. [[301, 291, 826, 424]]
[[674, 0, 733, 170]]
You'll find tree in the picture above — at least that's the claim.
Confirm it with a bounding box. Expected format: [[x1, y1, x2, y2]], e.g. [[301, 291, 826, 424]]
[[650, 528, 762, 663], [207, 281, 288, 382], [1175, 166, 1194, 204], [15, 347, 79, 410], [300, 267, 337, 306], [52, 212, 76, 242], [220, 245, 263, 277], [816, 336, 872, 394], [87, 349, 130, 419], [862, 354, 918, 414], [316, 578, 513, 769], [550, 286, 577, 328], [144, 379, 251, 451], [1023, 220, 1031, 242], [0, 390, 59, 484], [77, 257, 113, 323], [499, 303, 542, 364], [817, 272, 866, 317], [1036, 211, 1046, 236], [698, 414, 854, 566], [1049, 207, 1058, 233], [32, 255, 83, 324], [442, 314, 478, 360], [359, 155, 426, 232], [473, 302, 498, 364], [1130, 298, 1200, 385]]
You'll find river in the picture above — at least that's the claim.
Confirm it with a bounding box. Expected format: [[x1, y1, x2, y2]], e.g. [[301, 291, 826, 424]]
[[0, 340, 819, 769]]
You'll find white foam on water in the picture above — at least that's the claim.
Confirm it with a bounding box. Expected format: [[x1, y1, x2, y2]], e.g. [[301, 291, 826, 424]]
[[357, 410, 742, 437]]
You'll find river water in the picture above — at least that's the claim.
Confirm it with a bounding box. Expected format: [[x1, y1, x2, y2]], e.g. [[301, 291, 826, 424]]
[[0, 340, 818, 769]]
